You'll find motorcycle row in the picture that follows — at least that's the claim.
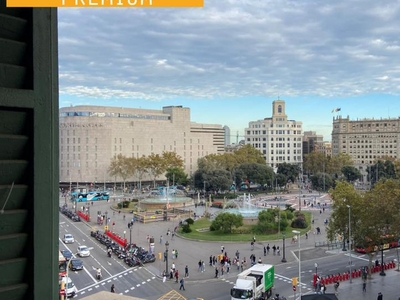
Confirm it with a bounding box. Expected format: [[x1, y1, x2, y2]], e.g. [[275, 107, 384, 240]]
[[90, 230, 156, 267], [59, 205, 81, 222]]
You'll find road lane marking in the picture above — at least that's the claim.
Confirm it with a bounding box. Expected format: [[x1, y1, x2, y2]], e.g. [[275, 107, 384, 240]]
[[78, 266, 142, 293]]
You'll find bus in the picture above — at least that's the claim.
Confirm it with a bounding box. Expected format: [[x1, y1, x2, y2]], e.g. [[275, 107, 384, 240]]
[[73, 191, 110, 202], [354, 235, 399, 254], [59, 250, 67, 277]]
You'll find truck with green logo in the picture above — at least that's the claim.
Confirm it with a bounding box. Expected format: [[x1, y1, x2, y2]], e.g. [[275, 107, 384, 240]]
[[230, 264, 274, 300]]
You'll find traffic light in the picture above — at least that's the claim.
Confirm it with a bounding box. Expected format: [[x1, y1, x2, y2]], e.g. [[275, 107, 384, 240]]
[[292, 277, 298, 286]]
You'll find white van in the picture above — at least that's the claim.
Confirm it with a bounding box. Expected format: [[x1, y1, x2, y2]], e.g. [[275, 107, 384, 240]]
[[60, 276, 78, 298], [63, 234, 74, 244]]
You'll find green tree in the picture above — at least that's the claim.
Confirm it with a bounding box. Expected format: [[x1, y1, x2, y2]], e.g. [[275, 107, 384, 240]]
[[277, 162, 300, 183], [210, 212, 243, 233], [327, 180, 398, 277], [233, 163, 274, 187], [341, 165, 362, 182], [204, 169, 232, 191], [108, 154, 131, 191], [233, 144, 265, 165], [165, 167, 189, 186], [330, 153, 353, 177], [133, 155, 148, 190], [303, 151, 328, 176], [367, 160, 396, 186], [327, 181, 361, 244], [162, 151, 184, 170], [310, 172, 334, 191], [146, 153, 166, 187]]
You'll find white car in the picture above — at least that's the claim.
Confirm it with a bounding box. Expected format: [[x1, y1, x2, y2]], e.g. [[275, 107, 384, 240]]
[[60, 277, 78, 298], [63, 234, 74, 244], [77, 245, 90, 257]]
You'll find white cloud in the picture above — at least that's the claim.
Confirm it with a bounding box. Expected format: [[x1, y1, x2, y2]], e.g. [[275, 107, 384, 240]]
[[58, 0, 400, 100]]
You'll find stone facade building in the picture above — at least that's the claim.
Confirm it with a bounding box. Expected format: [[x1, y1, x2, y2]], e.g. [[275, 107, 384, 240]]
[[244, 100, 303, 171], [332, 115, 400, 181], [59, 105, 225, 184]]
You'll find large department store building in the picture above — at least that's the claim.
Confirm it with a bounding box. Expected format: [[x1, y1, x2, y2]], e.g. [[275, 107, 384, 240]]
[[332, 115, 400, 182], [59, 105, 225, 184], [244, 100, 303, 171]]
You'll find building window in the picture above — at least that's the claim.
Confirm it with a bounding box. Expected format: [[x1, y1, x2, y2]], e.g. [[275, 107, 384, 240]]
[[278, 105, 282, 113]]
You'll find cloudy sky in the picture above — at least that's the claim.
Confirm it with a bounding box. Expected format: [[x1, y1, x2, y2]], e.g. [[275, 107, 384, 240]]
[[58, 0, 400, 141]]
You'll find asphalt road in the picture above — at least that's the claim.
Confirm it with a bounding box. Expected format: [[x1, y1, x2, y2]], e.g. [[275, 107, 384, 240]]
[[58, 192, 400, 300], [59, 213, 172, 299]]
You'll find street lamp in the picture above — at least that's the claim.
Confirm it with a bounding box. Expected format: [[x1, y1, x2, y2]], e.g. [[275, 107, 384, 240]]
[[380, 242, 386, 276], [281, 234, 287, 263], [292, 230, 301, 297], [347, 205, 352, 283], [165, 241, 169, 275], [129, 226, 132, 246]]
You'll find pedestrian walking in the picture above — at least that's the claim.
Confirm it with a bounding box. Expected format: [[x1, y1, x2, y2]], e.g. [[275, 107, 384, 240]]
[[198, 260, 202, 272], [266, 244, 270, 254], [162, 270, 167, 282], [160, 235, 163, 244], [209, 255, 213, 266], [377, 292, 383, 300], [277, 246, 280, 256], [263, 246, 266, 256], [175, 249, 178, 259], [215, 268, 219, 278], [110, 284, 116, 293], [174, 270, 179, 283], [362, 281, 366, 292], [334, 281, 339, 294], [272, 245, 276, 255], [179, 277, 185, 290], [185, 265, 189, 277]]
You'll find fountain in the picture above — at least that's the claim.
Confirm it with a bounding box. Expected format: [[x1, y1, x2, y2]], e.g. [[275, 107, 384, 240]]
[[223, 193, 290, 218], [139, 185, 193, 210]]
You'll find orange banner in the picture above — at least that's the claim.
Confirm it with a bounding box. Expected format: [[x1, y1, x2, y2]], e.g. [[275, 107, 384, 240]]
[[7, 0, 203, 7]]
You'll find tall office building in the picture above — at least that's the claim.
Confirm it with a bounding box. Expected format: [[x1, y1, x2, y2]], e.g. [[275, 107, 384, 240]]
[[332, 115, 400, 181], [223, 125, 231, 146], [59, 105, 225, 184], [302, 131, 324, 157], [244, 100, 303, 171]]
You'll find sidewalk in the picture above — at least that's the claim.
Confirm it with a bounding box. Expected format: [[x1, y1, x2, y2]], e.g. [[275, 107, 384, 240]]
[[60, 192, 333, 282], [59, 192, 400, 299]]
